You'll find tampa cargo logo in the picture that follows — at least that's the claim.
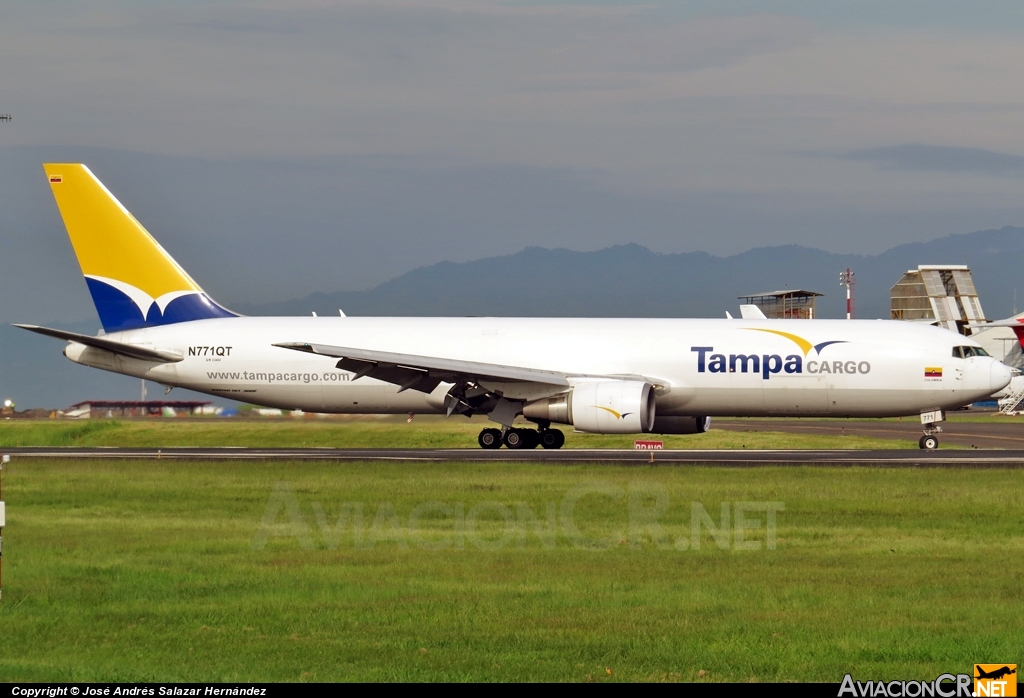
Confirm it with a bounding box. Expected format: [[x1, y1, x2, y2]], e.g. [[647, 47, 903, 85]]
[[691, 329, 870, 381]]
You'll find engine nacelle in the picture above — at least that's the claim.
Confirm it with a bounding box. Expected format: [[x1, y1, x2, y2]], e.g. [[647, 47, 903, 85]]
[[651, 416, 711, 435], [524, 380, 655, 434], [572, 381, 656, 433]]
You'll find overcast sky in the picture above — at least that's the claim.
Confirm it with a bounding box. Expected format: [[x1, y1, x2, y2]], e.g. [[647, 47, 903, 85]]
[[3, 0, 1024, 324]]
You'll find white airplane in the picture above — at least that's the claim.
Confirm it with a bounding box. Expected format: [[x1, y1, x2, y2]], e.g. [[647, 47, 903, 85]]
[[17, 164, 1013, 450]]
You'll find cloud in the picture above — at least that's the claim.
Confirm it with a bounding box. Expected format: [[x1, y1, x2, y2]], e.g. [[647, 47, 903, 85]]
[[841, 144, 1024, 177], [6, 1, 1024, 322], [0, 2, 816, 163]]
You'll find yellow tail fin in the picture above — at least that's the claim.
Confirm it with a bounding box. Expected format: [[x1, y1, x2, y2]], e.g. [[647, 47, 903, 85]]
[[44, 164, 234, 332]]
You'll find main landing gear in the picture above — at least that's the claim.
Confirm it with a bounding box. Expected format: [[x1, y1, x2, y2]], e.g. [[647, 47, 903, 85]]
[[478, 428, 502, 449], [477, 427, 565, 449]]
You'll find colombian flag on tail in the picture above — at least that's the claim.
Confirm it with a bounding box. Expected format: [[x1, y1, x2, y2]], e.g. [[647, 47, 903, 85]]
[[43, 164, 236, 333]]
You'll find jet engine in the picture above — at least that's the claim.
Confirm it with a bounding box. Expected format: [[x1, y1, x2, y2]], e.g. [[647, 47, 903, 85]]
[[523, 380, 655, 434]]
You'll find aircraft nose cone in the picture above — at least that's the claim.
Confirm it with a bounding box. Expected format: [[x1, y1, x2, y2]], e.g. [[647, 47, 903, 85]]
[[991, 361, 1013, 392]]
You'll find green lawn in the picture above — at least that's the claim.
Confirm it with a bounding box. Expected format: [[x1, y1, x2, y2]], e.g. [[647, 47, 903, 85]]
[[0, 458, 1020, 681], [0, 416, 923, 449]]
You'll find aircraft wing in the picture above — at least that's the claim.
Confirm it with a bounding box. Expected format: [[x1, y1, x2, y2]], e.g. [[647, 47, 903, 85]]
[[14, 324, 184, 363], [273, 341, 571, 395]]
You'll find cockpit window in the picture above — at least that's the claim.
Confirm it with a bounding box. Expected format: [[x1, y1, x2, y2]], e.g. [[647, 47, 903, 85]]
[[953, 346, 990, 358]]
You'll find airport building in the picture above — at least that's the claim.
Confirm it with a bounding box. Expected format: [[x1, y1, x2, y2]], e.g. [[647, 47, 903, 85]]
[[973, 325, 1024, 369], [890, 265, 985, 335], [889, 264, 1024, 368], [738, 289, 822, 319], [64, 400, 214, 419]]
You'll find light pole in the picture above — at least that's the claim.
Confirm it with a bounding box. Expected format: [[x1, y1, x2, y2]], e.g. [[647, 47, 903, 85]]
[[0, 454, 7, 601]]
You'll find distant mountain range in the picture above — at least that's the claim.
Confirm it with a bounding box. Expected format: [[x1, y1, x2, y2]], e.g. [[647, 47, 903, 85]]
[[238, 226, 1024, 321], [5, 226, 1024, 408]]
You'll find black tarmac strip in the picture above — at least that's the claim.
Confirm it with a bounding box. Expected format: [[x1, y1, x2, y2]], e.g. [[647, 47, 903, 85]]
[[5, 446, 1024, 466], [715, 417, 1024, 450]]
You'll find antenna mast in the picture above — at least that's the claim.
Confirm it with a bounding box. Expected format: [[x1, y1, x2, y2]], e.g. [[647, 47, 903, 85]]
[[840, 268, 855, 320]]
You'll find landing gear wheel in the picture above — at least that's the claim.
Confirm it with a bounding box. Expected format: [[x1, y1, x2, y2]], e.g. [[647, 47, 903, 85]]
[[503, 428, 525, 449], [478, 428, 503, 449], [919, 434, 939, 450], [540, 429, 565, 449], [522, 429, 540, 449]]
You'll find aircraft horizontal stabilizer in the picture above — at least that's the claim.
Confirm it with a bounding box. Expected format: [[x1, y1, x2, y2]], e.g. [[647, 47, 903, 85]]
[[274, 342, 570, 393], [13, 324, 184, 363], [968, 315, 1024, 346], [967, 316, 1024, 328]]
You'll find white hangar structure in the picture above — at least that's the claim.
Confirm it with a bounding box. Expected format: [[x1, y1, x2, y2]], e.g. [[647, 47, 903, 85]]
[[890, 265, 1024, 369]]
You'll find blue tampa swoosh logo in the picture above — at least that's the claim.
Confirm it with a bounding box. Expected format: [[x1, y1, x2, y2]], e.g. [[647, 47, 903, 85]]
[[85, 277, 236, 332]]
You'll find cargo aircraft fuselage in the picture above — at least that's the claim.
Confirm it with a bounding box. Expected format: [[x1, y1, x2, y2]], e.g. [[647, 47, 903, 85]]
[[19, 164, 1013, 450]]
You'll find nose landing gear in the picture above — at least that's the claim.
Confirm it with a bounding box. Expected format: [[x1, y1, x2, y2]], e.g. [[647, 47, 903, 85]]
[[918, 409, 944, 450]]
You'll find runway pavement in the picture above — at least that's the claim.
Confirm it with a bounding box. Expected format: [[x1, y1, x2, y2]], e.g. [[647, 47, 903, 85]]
[[4, 415, 1022, 465], [4, 446, 1024, 466], [714, 416, 1024, 450]]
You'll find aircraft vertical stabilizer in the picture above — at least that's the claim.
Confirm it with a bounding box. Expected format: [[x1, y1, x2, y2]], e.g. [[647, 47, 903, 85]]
[[43, 163, 236, 333]]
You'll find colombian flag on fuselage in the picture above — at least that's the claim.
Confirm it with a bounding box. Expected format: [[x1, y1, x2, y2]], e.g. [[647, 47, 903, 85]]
[[43, 164, 236, 333]]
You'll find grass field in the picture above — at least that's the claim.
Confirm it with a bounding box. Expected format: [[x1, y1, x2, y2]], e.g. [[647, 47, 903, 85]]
[[0, 416, 932, 449], [0, 458, 1021, 681]]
